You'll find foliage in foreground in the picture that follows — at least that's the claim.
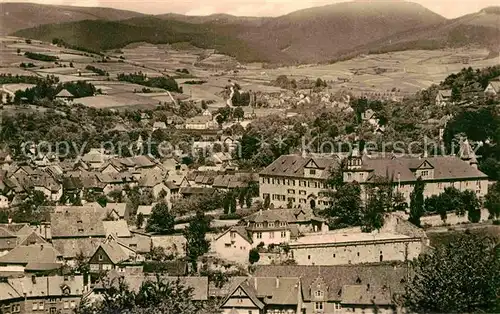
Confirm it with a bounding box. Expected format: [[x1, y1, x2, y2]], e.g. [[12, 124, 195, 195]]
[[76, 274, 218, 314], [403, 232, 500, 313]]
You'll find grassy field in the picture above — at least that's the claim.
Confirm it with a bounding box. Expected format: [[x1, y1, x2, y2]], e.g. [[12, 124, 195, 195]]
[[1, 36, 499, 111]]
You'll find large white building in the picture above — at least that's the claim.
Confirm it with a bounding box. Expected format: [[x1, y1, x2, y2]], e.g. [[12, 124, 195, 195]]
[[259, 142, 488, 210], [259, 155, 339, 210]]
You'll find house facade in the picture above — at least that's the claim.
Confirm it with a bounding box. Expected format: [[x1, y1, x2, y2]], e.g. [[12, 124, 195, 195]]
[[259, 155, 339, 210], [343, 150, 488, 203]]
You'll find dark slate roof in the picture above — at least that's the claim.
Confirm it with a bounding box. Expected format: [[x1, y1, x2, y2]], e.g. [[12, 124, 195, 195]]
[[260, 154, 339, 179], [254, 264, 408, 302]]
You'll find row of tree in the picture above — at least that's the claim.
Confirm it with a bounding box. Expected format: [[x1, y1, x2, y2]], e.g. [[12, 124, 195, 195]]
[[117, 72, 182, 93]]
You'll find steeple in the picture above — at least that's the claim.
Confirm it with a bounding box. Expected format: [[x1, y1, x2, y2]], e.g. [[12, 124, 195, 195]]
[[459, 138, 478, 168]]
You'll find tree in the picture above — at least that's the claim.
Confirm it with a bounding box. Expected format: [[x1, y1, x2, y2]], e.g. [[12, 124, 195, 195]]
[[462, 190, 481, 223], [249, 248, 260, 264], [325, 182, 363, 229], [184, 211, 210, 270], [264, 194, 270, 209], [485, 182, 500, 220], [201, 100, 208, 110], [136, 212, 144, 229], [363, 186, 388, 232], [234, 106, 244, 121], [146, 202, 175, 234], [403, 232, 500, 313], [409, 178, 425, 227]]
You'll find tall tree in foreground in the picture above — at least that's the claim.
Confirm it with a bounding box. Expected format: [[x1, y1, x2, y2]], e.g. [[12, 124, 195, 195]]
[[325, 182, 363, 229], [403, 232, 500, 313], [146, 202, 175, 234], [485, 181, 500, 219], [184, 211, 211, 271], [409, 177, 425, 227]]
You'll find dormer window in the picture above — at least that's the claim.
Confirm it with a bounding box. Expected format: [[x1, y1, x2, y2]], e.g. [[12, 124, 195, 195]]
[[315, 290, 324, 297], [268, 222, 274, 228], [280, 222, 286, 227], [256, 223, 263, 228]]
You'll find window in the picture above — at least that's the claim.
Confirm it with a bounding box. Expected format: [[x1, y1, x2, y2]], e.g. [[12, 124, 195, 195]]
[[313, 182, 318, 188], [421, 170, 429, 177], [287, 189, 295, 194], [267, 178, 270, 184], [249, 311, 253, 314], [310, 169, 316, 175], [256, 232, 262, 239], [315, 302, 324, 311], [315, 290, 324, 297], [98, 254, 103, 261], [299, 190, 306, 195], [333, 253, 336, 258], [32, 303, 38, 311], [308, 255, 311, 260], [70, 301, 76, 309], [256, 223, 263, 228], [347, 173, 352, 180], [64, 302, 69, 309], [269, 232, 274, 239], [225, 243, 231, 248], [357, 252, 360, 257], [292, 180, 296, 186], [39, 302, 44, 310], [272, 179, 275, 184], [230, 231, 236, 239], [268, 222, 274, 227], [334, 303, 342, 310], [281, 231, 286, 238], [280, 222, 286, 227], [50, 308, 57, 314]]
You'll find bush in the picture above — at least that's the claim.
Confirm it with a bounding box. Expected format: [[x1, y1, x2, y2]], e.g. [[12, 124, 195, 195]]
[[249, 248, 260, 264], [24, 51, 57, 62], [219, 213, 242, 220]]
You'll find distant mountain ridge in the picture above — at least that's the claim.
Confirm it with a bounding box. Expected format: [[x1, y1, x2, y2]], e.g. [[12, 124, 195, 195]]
[[0, 2, 145, 35], [4, 2, 500, 64]]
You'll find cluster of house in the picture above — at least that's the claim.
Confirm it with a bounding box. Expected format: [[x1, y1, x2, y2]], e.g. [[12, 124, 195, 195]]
[[436, 77, 500, 106], [0, 146, 254, 210], [0, 202, 423, 314]]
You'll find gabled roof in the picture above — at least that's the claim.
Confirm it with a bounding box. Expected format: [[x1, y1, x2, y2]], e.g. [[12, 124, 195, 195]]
[[137, 205, 154, 216], [8, 275, 84, 298], [222, 279, 265, 309], [216, 226, 251, 244], [103, 220, 131, 238], [260, 154, 339, 179], [0, 244, 61, 265], [341, 285, 393, 305], [51, 206, 107, 238], [437, 89, 452, 98], [487, 81, 500, 92], [255, 264, 408, 302], [55, 89, 74, 98], [105, 203, 127, 218], [96, 241, 131, 264]]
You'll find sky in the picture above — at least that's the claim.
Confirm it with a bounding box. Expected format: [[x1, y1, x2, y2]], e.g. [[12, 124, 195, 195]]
[[0, 0, 499, 18]]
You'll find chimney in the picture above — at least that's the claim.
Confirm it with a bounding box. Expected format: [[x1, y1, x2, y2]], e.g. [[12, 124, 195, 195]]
[[275, 277, 280, 288]]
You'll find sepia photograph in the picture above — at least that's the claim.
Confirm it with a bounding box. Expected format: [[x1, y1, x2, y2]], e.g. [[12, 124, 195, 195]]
[[0, 0, 499, 313]]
